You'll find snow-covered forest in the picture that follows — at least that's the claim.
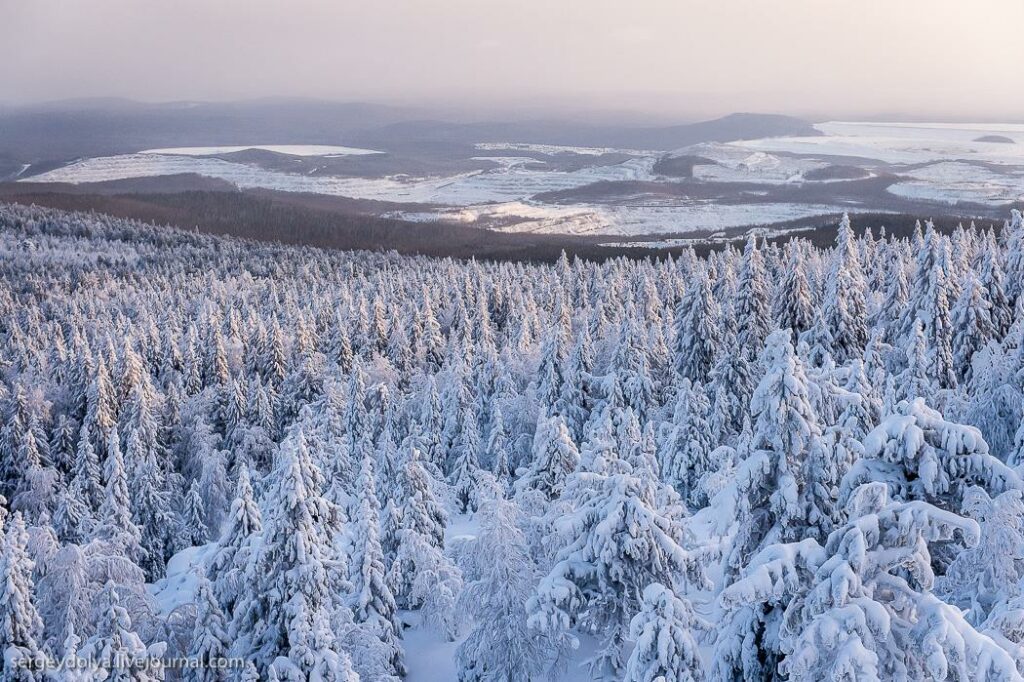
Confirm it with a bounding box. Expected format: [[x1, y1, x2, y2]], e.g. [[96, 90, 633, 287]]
[[4, 202, 1024, 680]]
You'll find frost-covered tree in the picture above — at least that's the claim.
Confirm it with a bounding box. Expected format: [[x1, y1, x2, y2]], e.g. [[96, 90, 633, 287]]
[[675, 267, 721, 383], [232, 429, 348, 676], [78, 587, 166, 681], [207, 464, 261, 615], [180, 478, 209, 547], [456, 485, 553, 681], [514, 414, 579, 502], [529, 456, 708, 676], [658, 379, 712, 508], [0, 513, 46, 682], [188, 578, 231, 682], [726, 329, 828, 574], [349, 451, 405, 677], [385, 445, 445, 583], [36, 543, 91, 657], [951, 271, 996, 383], [624, 583, 708, 682], [773, 241, 815, 337], [94, 431, 144, 564], [823, 213, 868, 362], [843, 398, 1022, 517], [938, 487, 1024, 625], [734, 235, 771, 359], [450, 404, 482, 512], [719, 482, 1017, 681]]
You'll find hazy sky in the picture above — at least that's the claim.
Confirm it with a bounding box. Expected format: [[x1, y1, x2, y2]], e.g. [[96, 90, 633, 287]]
[[3, 0, 1023, 120]]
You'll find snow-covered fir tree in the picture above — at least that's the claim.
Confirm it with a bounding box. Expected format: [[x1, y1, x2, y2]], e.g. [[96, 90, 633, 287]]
[[624, 583, 709, 682]]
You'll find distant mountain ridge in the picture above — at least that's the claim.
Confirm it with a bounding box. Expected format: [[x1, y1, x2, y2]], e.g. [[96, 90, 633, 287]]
[[348, 112, 818, 153], [0, 99, 817, 166]]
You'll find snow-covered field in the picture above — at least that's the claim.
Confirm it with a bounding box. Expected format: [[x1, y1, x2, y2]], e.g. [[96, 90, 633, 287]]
[[394, 201, 856, 236], [886, 161, 1024, 206], [684, 143, 830, 184], [474, 141, 652, 156], [25, 153, 659, 206], [20, 121, 1024, 236], [139, 144, 382, 156], [731, 121, 1024, 165]]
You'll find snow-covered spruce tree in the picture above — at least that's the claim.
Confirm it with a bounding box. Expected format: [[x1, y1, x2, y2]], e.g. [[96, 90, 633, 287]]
[[385, 444, 461, 640], [514, 413, 579, 503], [930, 243, 959, 390], [456, 482, 554, 681], [838, 358, 881, 442], [126, 424, 175, 580], [707, 334, 755, 443], [718, 482, 1018, 681], [842, 398, 1022, 518], [534, 330, 565, 416], [822, 213, 868, 362], [937, 487, 1024, 626], [401, 526, 463, 642], [188, 577, 231, 682], [1004, 209, 1024, 304], [197, 441, 231, 536], [179, 478, 209, 547], [773, 240, 815, 337], [450, 403, 482, 513], [484, 405, 512, 485], [611, 320, 656, 422], [207, 463, 262, 615], [232, 428, 349, 677], [0, 513, 46, 681], [900, 317, 934, 401], [675, 265, 722, 384], [556, 328, 594, 444], [658, 378, 713, 508], [624, 583, 709, 682], [711, 329, 834, 681], [349, 450, 405, 677], [9, 425, 58, 524], [725, 329, 830, 575], [734, 235, 772, 360], [528, 450, 708, 677], [951, 271, 996, 384], [980, 229, 1013, 336], [79, 586, 166, 681], [72, 423, 104, 514], [35, 543, 92, 657], [93, 430, 144, 564]]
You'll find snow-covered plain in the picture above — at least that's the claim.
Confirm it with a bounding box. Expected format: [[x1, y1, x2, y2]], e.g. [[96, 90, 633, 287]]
[[474, 142, 652, 156], [731, 121, 1024, 165], [394, 201, 857, 236], [683, 143, 830, 184], [886, 161, 1024, 207], [20, 120, 1024, 236], [139, 144, 383, 156], [25, 153, 658, 206]]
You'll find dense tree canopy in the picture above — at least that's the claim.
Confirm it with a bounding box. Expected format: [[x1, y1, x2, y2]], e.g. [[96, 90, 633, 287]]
[[3, 203, 1024, 680]]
